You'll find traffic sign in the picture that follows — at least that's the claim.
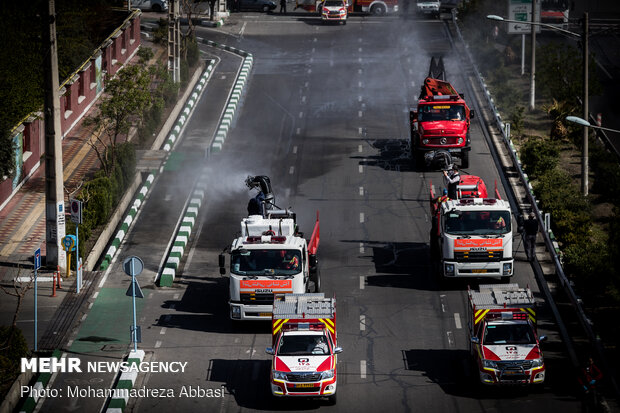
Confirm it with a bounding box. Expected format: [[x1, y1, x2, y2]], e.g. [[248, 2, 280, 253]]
[[126, 280, 144, 299], [34, 248, 41, 271], [70, 199, 82, 224], [62, 235, 76, 252], [123, 256, 144, 277]]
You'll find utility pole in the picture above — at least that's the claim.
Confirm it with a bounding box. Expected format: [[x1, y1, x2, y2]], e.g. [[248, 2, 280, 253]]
[[529, 0, 538, 110], [581, 12, 589, 196], [168, 0, 180, 83], [43, 0, 66, 270]]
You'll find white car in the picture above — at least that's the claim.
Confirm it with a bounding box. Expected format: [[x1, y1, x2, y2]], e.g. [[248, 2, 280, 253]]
[[131, 0, 169, 12], [321, 0, 348, 24]]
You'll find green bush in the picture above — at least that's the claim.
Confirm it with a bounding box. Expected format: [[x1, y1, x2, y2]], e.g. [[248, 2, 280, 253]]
[[590, 143, 620, 204], [563, 238, 612, 301], [533, 168, 592, 245], [520, 137, 559, 179], [137, 47, 154, 65]]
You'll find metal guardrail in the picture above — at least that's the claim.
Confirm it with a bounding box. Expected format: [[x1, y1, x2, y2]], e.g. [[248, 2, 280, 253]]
[[450, 11, 619, 397]]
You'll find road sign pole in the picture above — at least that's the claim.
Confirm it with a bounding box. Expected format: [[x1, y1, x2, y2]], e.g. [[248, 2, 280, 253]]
[[76, 225, 80, 293], [34, 266, 37, 352], [132, 260, 137, 352], [33, 248, 41, 352]]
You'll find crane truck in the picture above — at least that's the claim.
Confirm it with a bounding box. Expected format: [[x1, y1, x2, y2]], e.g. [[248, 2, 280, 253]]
[[429, 178, 516, 281], [219, 176, 320, 321], [468, 284, 547, 385], [410, 57, 474, 169], [266, 293, 341, 403]]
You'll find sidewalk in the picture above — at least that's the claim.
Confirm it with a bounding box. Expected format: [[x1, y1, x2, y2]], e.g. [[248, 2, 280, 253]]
[[0, 41, 167, 350]]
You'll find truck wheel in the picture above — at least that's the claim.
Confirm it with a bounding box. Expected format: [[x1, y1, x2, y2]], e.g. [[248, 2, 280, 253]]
[[370, 4, 386, 15], [500, 276, 511, 283], [311, 268, 321, 293], [461, 151, 469, 169], [327, 392, 337, 405]]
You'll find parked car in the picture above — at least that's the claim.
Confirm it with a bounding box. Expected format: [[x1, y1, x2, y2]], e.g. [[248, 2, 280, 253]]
[[131, 0, 169, 12], [238, 0, 277, 12]]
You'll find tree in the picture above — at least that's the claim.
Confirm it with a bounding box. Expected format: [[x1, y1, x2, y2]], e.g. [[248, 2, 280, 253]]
[[84, 64, 151, 176], [0, 266, 34, 346]]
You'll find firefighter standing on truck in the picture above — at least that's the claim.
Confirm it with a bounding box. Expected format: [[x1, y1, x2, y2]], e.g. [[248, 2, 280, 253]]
[[443, 165, 461, 199]]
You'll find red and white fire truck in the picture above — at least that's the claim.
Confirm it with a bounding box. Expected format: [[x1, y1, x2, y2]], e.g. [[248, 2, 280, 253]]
[[468, 284, 547, 385], [296, 0, 398, 16], [219, 176, 320, 321], [266, 293, 341, 404], [410, 57, 475, 169], [429, 178, 515, 281]]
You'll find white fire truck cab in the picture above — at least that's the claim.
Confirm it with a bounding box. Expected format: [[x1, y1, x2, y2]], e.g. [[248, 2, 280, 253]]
[[219, 176, 320, 321], [468, 284, 547, 385], [430, 195, 515, 281], [266, 293, 340, 404]]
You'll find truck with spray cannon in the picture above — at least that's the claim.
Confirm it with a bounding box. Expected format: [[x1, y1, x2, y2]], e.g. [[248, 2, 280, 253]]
[[219, 176, 320, 321]]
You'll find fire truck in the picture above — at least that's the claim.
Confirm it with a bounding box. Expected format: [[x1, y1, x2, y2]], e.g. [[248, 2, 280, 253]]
[[266, 293, 341, 404], [219, 176, 320, 321], [296, 0, 398, 16], [468, 284, 547, 385], [410, 57, 475, 169], [429, 178, 515, 281]]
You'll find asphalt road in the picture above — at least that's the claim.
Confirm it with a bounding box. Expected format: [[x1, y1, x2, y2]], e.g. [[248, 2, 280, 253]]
[[135, 13, 581, 412], [41, 12, 584, 413]]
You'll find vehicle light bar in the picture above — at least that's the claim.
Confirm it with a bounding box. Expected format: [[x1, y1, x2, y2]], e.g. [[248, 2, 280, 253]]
[[244, 235, 287, 244]]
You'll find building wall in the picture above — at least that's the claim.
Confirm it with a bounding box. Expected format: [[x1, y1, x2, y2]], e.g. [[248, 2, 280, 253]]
[[0, 11, 141, 211]]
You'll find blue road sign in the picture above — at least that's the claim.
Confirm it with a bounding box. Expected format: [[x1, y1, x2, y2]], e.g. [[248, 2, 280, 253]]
[[34, 248, 41, 270]]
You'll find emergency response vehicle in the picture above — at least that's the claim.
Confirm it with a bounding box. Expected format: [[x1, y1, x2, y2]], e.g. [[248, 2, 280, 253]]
[[296, 0, 398, 16], [429, 178, 515, 281], [410, 57, 474, 169], [266, 293, 341, 404], [321, 0, 348, 23], [219, 176, 320, 320], [468, 284, 547, 385]]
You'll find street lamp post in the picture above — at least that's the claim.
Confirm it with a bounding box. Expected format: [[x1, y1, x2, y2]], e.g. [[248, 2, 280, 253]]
[[566, 116, 620, 135], [487, 13, 590, 196]]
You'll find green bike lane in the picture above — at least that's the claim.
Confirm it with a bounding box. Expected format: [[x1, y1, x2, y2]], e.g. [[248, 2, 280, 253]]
[[36, 287, 145, 413]]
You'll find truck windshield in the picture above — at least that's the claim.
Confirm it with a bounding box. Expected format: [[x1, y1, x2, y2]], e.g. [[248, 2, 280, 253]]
[[484, 323, 536, 345], [444, 210, 511, 235], [323, 0, 343, 6], [231, 249, 301, 276], [418, 104, 465, 122], [277, 334, 330, 356]]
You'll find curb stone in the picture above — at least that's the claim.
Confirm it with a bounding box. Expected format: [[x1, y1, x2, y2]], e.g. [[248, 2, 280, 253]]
[[99, 61, 215, 271], [158, 174, 207, 287], [18, 350, 62, 413], [200, 39, 253, 153], [104, 350, 145, 412]]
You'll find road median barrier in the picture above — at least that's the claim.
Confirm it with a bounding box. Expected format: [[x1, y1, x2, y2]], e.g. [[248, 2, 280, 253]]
[[99, 61, 215, 271]]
